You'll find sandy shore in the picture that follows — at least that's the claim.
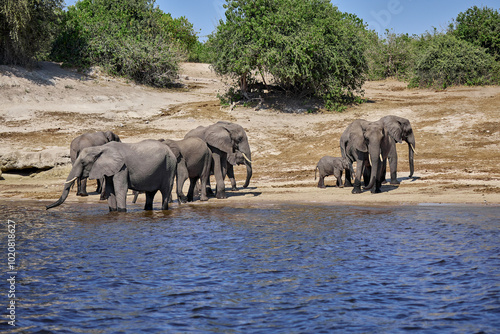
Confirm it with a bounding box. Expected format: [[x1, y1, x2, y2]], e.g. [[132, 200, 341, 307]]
[[1, 62, 499, 207]]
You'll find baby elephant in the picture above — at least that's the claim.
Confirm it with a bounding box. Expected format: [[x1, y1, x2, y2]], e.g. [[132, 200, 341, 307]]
[[315, 156, 350, 188]]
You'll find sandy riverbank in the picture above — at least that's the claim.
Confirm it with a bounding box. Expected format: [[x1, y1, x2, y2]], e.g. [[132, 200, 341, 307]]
[[1, 62, 499, 207]]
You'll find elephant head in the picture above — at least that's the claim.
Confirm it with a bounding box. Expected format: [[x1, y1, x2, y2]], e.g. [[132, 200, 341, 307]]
[[381, 115, 415, 177], [204, 121, 253, 188], [46, 144, 124, 209], [104, 131, 121, 143]]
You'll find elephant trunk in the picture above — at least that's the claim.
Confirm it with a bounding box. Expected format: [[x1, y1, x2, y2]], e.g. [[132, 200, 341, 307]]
[[363, 145, 381, 191], [243, 160, 252, 188], [407, 133, 416, 178], [46, 167, 81, 210]]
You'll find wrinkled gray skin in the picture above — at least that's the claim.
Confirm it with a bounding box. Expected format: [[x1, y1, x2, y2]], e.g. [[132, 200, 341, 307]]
[[70, 131, 121, 197], [162, 137, 212, 202], [340, 119, 391, 194], [315, 156, 351, 188], [185, 121, 252, 199], [379, 115, 416, 184], [47, 140, 176, 212]]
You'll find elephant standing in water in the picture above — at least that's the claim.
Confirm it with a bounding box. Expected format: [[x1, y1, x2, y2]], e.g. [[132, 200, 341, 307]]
[[185, 121, 252, 199], [70, 131, 121, 196], [162, 137, 212, 202], [340, 119, 391, 194], [47, 140, 177, 212], [379, 115, 416, 184]]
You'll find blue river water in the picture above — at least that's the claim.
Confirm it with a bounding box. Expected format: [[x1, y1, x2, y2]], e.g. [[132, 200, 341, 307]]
[[1, 200, 499, 333]]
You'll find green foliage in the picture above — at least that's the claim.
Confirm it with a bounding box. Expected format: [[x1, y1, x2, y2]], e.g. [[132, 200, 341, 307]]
[[208, 0, 367, 110], [364, 30, 417, 81], [51, 0, 198, 86], [452, 6, 500, 61], [0, 0, 63, 66], [187, 41, 213, 63], [409, 33, 500, 88]]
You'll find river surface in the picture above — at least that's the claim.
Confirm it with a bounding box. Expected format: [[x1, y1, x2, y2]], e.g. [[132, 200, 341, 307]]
[[1, 200, 499, 333]]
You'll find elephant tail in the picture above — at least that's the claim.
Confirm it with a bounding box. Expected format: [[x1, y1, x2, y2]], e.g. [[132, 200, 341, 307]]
[[315, 165, 318, 180]]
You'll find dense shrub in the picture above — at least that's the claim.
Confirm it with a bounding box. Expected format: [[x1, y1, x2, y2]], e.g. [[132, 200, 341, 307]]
[[50, 0, 197, 86], [0, 0, 63, 66], [452, 6, 500, 61], [365, 30, 416, 81], [208, 0, 367, 110], [409, 33, 500, 88]]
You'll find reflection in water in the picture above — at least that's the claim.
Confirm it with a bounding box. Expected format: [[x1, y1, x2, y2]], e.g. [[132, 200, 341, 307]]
[[1, 200, 499, 333]]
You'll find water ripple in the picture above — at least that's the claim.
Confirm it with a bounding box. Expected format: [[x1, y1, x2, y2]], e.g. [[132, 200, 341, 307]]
[[0, 201, 499, 333]]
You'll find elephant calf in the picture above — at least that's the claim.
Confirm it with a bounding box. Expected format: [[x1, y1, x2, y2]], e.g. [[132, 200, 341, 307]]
[[315, 156, 350, 188]]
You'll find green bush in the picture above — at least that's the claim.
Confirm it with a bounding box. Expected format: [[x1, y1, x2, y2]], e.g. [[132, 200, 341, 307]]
[[208, 0, 367, 110], [364, 30, 416, 81], [50, 0, 196, 87], [410, 33, 500, 88], [452, 6, 500, 61], [0, 0, 63, 66]]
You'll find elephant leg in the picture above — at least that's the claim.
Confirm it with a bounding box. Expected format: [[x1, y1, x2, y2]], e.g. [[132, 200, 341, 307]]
[[388, 146, 400, 185], [176, 164, 189, 203], [227, 164, 237, 191], [144, 191, 156, 211], [344, 168, 353, 187], [77, 177, 88, 196], [336, 170, 344, 188], [105, 176, 117, 211], [352, 160, 364, 194], [113, 171, 128, 212], [317, 175, 326, 188], [160, 189, 170, 210], [187, 177, 198, 202], [213, 152, 227, 199], [99, 178, 106, 200]]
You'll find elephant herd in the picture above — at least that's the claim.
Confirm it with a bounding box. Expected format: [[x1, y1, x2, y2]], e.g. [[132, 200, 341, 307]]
[[46, 115, 415, 212], [316, 115, 416, 194], [46, 121, 252, 212]]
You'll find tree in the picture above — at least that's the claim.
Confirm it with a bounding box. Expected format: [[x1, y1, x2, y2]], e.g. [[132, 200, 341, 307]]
[[51, 0, 198, 87], [0, 0, 63, 65], [452, 6, 500, 61], [208, 0, 367, 109]]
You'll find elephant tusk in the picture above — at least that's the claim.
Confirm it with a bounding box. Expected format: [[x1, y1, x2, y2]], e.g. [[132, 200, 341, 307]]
[[410, 144, 417, 155], [64, 176, 78, 184], [380, 154, 383, 161], [242, 152, 252, 163], [368, 154, 372, 166]]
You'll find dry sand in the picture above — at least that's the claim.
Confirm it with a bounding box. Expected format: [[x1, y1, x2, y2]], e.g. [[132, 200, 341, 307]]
[[1, 61, 500, 208]]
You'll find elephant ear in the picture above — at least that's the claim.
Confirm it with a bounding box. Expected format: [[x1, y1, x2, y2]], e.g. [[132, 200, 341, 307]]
[[204, 125, 233, 153], [350, 132, 368, 152], [104, 131, 120, 143], [386, 122, 404, 143], [88, 146, 125, 180]]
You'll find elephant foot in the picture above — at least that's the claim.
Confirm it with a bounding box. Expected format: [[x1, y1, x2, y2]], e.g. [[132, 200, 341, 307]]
[[352, 187, 362, 194], [117, 207, 127, 212], [339, 185, 344, 188], [344, 181, 353, 187], [390, 179, 401, 185], [216, 190, 227, 199], [318, 185, 326, 189], [200, 195, 209, 201], [371, 188, 382, 194], [206, 187, 215, 197], [231, 186, 239, 191], [179, 195, 188, 203], [78, 192, 88, 197]]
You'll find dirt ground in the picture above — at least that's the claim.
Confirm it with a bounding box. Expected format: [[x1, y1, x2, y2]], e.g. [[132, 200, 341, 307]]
[[1, 61, 499, 207]]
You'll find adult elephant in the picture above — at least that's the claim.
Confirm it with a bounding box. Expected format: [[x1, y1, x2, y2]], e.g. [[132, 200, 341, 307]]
[[340, 119, 391, 194], [184, 121, 252, 199], [46, 140, 177, 212], [379, 115, 416, 184], [70, 131, 121, 197], [162, 137, 212, 202]]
